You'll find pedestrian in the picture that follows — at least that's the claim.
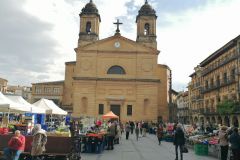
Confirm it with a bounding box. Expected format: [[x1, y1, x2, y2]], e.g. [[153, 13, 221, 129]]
[[156, 124, 164, 145], [173, 124, 185, 160], [218, 126, 229, 160], [135, 122, 140, 141], [142, 122, 147, 137], [229, 127, 240, 160], [107, 122, 116, 150], [125, 122, 131, 140], [31, 124, 47, 160], [3, 130, 25, 160], [130, 121, 134, 134], [140, 121, 143, 135]]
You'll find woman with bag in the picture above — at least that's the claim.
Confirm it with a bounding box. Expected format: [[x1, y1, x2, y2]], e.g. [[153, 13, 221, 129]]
[[173, 124, 186, 160], [218, 126, 229, 160]]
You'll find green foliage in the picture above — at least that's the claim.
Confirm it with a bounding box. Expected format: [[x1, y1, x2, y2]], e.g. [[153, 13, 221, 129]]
[[217, 100, 236, 115]]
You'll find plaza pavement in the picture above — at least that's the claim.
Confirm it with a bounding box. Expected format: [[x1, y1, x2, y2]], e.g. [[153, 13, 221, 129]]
[[81, 133, 218, 160]]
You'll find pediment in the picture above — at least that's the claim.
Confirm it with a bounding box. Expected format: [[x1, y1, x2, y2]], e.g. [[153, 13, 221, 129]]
[[77, 35, 159, 55]]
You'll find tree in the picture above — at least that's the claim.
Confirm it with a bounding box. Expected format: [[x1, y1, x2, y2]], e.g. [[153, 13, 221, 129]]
[[217, 100, 235, 115]]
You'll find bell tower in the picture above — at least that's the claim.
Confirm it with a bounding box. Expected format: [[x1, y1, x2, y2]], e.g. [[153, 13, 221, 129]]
[[78, 0, 101, 47], [136, 0, 157, 49]]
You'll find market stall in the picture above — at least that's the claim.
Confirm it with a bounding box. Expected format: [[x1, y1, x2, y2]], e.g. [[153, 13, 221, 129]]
[[33, 98, 67, 131]]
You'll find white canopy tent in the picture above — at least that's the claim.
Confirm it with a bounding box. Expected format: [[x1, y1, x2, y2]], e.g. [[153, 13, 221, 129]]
[[0, 92, 30, 113], [33, 98, 67, 115], [6, 95, 46, 114]]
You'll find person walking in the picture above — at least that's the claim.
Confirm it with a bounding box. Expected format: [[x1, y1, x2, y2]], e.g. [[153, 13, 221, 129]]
[[31, 124, 47, 160], [130, 121, 135, 134], [125, 122, 131, 140], [218, 126, 229, 160], [229, 127, 240, 160], [135, 122, 140, 141], [156, 124, 164, 145], [3, 130, 25, 160], [173, 124, 185, 160], [142, 122, 147, 137]]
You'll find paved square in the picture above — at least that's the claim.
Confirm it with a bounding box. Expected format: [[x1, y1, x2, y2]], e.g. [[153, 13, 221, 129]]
[[81, 134, 218, 160]]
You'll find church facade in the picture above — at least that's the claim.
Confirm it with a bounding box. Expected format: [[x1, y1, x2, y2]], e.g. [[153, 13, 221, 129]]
[[61, 0, 172, 122]]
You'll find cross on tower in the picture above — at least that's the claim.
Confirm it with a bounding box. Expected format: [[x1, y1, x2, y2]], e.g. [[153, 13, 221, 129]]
[[113, 19, 123, 35]]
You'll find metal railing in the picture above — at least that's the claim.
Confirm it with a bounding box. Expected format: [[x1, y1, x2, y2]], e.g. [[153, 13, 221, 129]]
[[202, 53, 238, 76], [201, 76, 236, 93]]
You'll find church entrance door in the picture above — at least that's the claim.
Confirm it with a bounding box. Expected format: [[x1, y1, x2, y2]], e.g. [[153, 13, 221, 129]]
[[110, 105, 120, 119]]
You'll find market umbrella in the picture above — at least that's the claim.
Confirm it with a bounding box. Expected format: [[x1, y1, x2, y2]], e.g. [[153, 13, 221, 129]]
[[102, 111, 119, 119]]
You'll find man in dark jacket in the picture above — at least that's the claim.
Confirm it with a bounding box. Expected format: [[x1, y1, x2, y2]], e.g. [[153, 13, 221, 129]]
[[229, 127, 240, 160], [173, 124, 185, 160]]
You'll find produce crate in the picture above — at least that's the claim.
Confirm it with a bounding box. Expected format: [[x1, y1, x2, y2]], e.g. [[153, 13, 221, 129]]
[[194, 143, 208, 156]]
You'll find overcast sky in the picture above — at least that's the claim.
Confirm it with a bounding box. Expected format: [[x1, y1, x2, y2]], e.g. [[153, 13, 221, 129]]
[[0, 0, 239, 91]]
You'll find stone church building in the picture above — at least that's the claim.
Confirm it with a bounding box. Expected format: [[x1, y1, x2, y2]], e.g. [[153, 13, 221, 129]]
[[32, 0, 172, 122]]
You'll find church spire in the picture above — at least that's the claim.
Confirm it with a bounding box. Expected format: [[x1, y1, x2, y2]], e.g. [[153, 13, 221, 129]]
[[136, 0, 157, 49], [78, 0, 101, 47]]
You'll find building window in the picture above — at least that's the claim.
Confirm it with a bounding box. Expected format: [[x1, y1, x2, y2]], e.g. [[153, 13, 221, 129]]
[[98, 104, 104, 115], [44, 87, 51, 93], [82, 97, 88, 113], [231, 68, 235, 80], [107, 65, 126, 74], [216, 75, 220, 86], [35, 87, 42, 94], [86, 21, 91, 34], [223, 72, 227, 83], [53, 87, 60, 94], [205, 80, 209, 89], [210, 78, 214, 88], [144, 99, 149, 115], [127, 105, 132, 116], [144, 23, 150, 35]]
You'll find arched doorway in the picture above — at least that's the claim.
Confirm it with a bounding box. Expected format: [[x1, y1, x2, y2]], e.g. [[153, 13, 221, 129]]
[[194, 117, 198, 123], [211, 117, 216, 124], [200, 117, 204, 124], [217, 116, 222, 125], [206, 117, 210, 123], [224, 116, 230, 127], [232, 116, 239, 127]]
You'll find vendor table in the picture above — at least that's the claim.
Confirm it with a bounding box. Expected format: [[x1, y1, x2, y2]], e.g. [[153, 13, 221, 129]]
[[0, 134, 71, 155]]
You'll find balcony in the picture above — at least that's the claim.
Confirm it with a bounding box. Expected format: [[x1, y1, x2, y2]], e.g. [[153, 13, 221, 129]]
[[203, 107, 217, 115], [201, 76, 236, 93], [202, 53, 239, 76]]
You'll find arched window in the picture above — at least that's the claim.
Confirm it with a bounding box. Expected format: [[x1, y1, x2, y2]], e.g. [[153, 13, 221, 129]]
[[82, 97, 88, 113], [107, 65, 126, 74], [144, 23, 150, 35], [86, 22, 91, 34]]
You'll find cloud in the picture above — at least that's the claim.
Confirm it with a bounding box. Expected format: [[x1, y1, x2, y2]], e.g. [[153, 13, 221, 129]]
[[157, 0, 240, 88], [1, 0, 239, 90], [0, 0, 59, 85]]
